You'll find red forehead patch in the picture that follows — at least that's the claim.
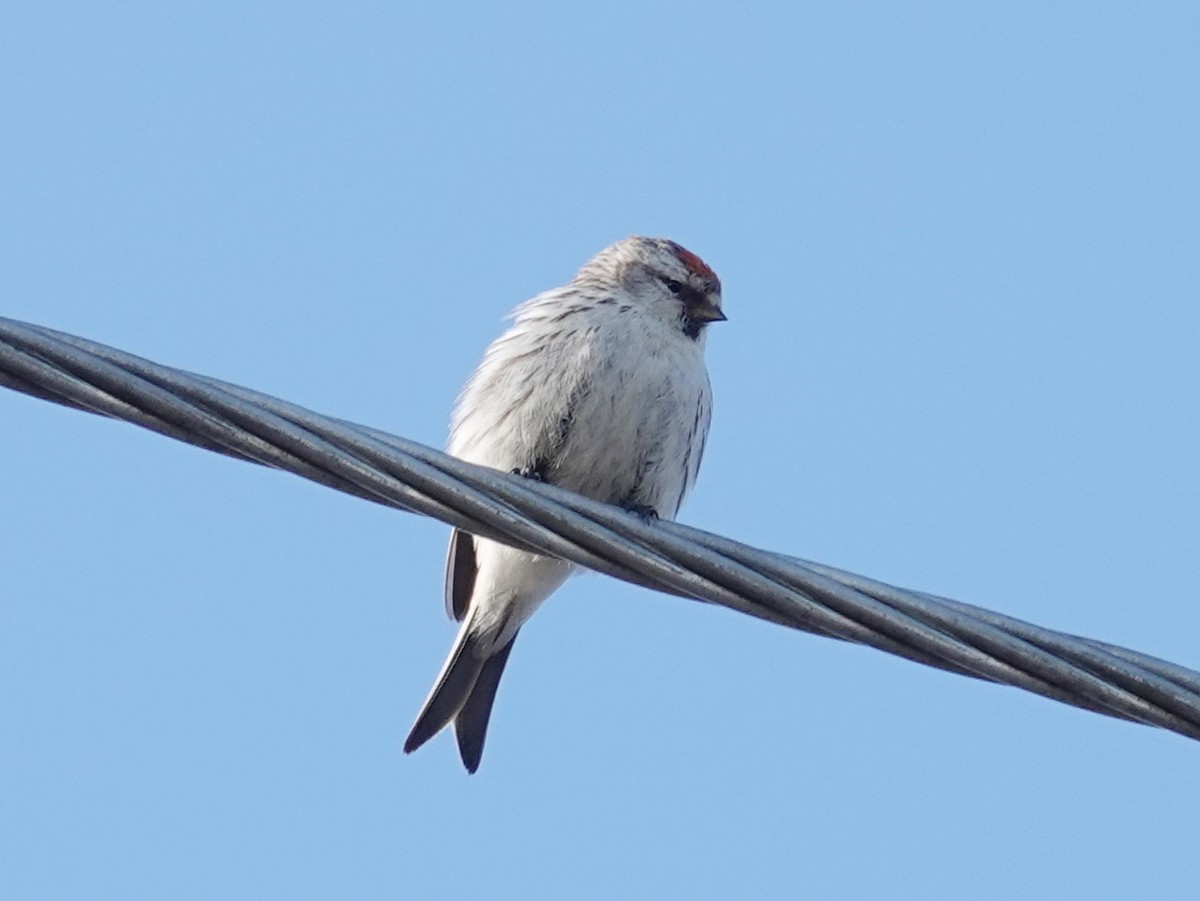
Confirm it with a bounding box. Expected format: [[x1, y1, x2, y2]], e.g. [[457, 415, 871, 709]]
[[674, 245, 717, 283]]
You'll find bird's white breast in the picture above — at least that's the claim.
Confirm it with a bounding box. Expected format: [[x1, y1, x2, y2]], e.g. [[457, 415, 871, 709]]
[[553, 312, 709, 518], [450, 295, 711, 520]]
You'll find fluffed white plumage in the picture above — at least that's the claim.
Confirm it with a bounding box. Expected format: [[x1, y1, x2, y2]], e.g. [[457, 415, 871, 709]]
[[404, 236, 725, 772]]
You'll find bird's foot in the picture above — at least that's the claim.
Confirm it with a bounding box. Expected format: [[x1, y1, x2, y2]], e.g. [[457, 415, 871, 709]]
[[622, 502, 659, 522], [511, 466, 548, 483]]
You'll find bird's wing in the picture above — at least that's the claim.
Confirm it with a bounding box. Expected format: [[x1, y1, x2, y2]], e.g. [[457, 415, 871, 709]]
[[448, 306, 600, 478], [444, 527, 477, 621], [678, 376, 713, 512], [442, 317, 602, 620]]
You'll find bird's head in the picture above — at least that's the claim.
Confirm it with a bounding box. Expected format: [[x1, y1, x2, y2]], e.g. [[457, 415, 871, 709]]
[[579, 236, 726, 340]]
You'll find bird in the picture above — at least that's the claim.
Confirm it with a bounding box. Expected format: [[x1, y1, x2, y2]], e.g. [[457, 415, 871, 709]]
[[403, 236, 726, 772]]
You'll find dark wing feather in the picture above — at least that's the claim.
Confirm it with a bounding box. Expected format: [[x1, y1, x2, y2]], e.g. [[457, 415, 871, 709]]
[[444, 528, 476, 621], [687, 385, 713, 495], [670, 383, 713, 517]]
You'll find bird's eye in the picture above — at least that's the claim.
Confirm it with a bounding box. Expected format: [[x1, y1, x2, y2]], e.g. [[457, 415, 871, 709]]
[[663, 278, 685, 295]]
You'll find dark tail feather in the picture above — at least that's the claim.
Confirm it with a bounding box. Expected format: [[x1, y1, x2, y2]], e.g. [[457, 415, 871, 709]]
[[454, 630, 519, 774], [404, 622, 487, 757]]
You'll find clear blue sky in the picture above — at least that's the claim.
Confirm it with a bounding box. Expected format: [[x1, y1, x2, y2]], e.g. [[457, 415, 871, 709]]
[[3, 3, 1198, 898]]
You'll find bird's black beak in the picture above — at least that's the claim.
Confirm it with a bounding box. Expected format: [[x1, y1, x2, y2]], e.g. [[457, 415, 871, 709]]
[[690, 303, 728, 324]]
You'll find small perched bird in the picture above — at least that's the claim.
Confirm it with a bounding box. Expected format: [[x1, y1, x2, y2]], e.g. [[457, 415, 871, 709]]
[[404, 236, 725, 772]]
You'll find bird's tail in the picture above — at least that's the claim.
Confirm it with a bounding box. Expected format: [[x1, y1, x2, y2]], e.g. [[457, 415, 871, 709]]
[[453, 632, 518, 773], [404, 616, 520, 773]]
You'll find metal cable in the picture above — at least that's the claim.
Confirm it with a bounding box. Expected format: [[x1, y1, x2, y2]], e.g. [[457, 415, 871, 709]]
[[3, 315, 1199, 741]]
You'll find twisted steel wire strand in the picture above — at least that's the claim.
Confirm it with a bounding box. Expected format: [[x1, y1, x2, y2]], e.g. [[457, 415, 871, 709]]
[[3, 316, 1199, 741]]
